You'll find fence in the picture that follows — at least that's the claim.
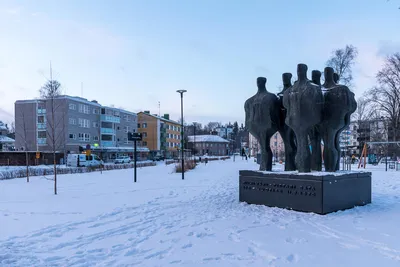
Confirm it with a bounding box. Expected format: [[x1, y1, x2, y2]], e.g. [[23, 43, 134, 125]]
[[0, 161, 156, 180], [165, 156, 231, 165], [0, 152, 64, 166]]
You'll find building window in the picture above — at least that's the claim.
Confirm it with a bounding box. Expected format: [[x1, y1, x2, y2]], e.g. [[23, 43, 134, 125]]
[[93, 122, 99, 128], [69, 104, 76, 110], [78, 133, 90, 141], [69, 133, 76, 140], [69, 118, 76, 125], [37, 116, 45, 123], [79, 118, 90, 128], [125, 126, 129, 133], [38, 131, 46, 138], [124, 138, 128, 144], [93, 136, 99, 141], [137, 123, 141, 128], [142, 123, 147, 128], [79, 104, 90, 114], [142, 132, 147, 138], [143, 141, 147, 146], [93, 108, 99, 114]]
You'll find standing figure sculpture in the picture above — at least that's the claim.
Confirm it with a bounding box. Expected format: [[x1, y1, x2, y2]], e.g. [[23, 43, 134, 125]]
[[245, 77, 280, 171], [283, 64, 323, 172], [332, 73, 357, 170], [309, 70, 323, 171], [277, 73, 297, 171], [320, 67, 357, 172]]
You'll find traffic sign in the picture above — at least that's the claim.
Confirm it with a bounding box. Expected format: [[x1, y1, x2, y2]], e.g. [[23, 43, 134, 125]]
[[128, 132, 142, 141]]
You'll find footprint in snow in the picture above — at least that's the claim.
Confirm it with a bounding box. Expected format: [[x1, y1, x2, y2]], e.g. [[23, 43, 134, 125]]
[[286, 254, 299, 263]]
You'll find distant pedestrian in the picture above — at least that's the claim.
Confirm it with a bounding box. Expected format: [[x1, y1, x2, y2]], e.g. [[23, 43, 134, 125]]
[[205, 158, 208, 165]]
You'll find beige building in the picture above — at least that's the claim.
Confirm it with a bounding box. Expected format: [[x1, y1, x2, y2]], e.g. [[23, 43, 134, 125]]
[[137, 111, 181, 158]]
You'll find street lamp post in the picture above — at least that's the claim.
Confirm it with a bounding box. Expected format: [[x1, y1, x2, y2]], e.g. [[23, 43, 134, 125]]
[[177, 89, 187, 180], [381, 116, 389, 172], [193, 122, 196, 161]]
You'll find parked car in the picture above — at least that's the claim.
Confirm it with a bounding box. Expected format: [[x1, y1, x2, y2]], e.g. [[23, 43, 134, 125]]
[[153, 155, 164, 161], [67, 154, 103, 167], [114, 156, 131, 164]]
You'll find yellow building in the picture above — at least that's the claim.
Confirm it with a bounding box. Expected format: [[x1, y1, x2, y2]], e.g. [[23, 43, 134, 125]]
[[137, 111, 182, 157]]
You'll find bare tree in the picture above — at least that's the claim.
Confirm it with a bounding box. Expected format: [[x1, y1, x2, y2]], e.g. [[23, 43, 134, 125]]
[[326, 45, 358, 86], [15, 109, 30, 182], [40, 79, 64, 195], [365, 53, 400, 154], [204, 122, 221, 134], [352, 97, 371, 122]]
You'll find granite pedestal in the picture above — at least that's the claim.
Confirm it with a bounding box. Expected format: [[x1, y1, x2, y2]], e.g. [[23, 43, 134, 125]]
[[239, 170, 371, 215]]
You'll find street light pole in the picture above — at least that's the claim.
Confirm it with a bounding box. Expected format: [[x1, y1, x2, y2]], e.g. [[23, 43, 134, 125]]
[[177, 89, 187, 180], [193, 122, 196, 161], [386, 118, 389, 172], [382, 116, 389, 172]]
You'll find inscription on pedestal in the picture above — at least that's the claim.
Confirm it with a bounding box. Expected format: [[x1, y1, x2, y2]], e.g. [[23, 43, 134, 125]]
[[242, 181, 317, 197], [239, 170, 372, 215]]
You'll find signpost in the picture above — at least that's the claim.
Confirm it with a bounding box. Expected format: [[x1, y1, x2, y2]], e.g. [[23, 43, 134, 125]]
[[128, 132, 142, 182]]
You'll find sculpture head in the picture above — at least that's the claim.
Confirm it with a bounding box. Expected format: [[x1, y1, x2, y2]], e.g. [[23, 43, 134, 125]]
[[256, 77, 267, 91], [282, 73, 292, 89], [323, 67, 336, 88], [297, 64, 308, 81], [311, 70, 322, 86], [324, 67, 335, 82], [333, 73, 339, 83]]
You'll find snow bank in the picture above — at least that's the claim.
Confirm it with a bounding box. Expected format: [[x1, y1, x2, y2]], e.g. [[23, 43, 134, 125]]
[[0, 161, 156, 180]]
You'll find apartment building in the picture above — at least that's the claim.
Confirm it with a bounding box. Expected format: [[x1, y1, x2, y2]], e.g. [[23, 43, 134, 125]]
[[215, 126, 234, 139], [137, 111, 181, 158], [15, 95, 139, 160]]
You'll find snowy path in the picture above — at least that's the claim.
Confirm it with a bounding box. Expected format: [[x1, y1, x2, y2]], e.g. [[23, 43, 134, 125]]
[[1, 160, 400, 266]]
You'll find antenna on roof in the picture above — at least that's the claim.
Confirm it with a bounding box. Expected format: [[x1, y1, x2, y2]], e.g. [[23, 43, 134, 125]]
[[158, 101, 160, 117]]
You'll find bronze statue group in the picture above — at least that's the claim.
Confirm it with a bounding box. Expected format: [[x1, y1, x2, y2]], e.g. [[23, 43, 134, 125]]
[[245, 64, 357, 173]]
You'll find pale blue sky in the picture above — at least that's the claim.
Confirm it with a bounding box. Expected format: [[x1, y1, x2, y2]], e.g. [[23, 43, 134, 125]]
[[0, 0, 399, 126]]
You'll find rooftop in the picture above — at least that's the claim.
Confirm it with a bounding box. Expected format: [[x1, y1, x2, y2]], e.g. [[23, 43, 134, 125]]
[[188, 135, 229, 143], [138, 112, 179, 125], [15, 95, 137, 116]]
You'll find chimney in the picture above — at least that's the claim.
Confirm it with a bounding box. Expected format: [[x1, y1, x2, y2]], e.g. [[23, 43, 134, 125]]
[[91, 100, 98, 103], [163, 114, 170, 120], [144, 111, 150, 114]]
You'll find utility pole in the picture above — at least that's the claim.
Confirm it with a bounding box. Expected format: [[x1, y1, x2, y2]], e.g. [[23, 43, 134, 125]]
[[176, 90, 187, 180]]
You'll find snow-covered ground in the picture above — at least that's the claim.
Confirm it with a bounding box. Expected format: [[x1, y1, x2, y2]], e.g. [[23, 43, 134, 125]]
[[1, 159, 400, 266]]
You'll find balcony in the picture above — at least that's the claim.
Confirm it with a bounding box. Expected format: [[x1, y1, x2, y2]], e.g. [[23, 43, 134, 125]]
[[100, 128, 115, 134], [101, 141, 114, 147], [100, 115, 120, 123], [37, 138, 47, 145]]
